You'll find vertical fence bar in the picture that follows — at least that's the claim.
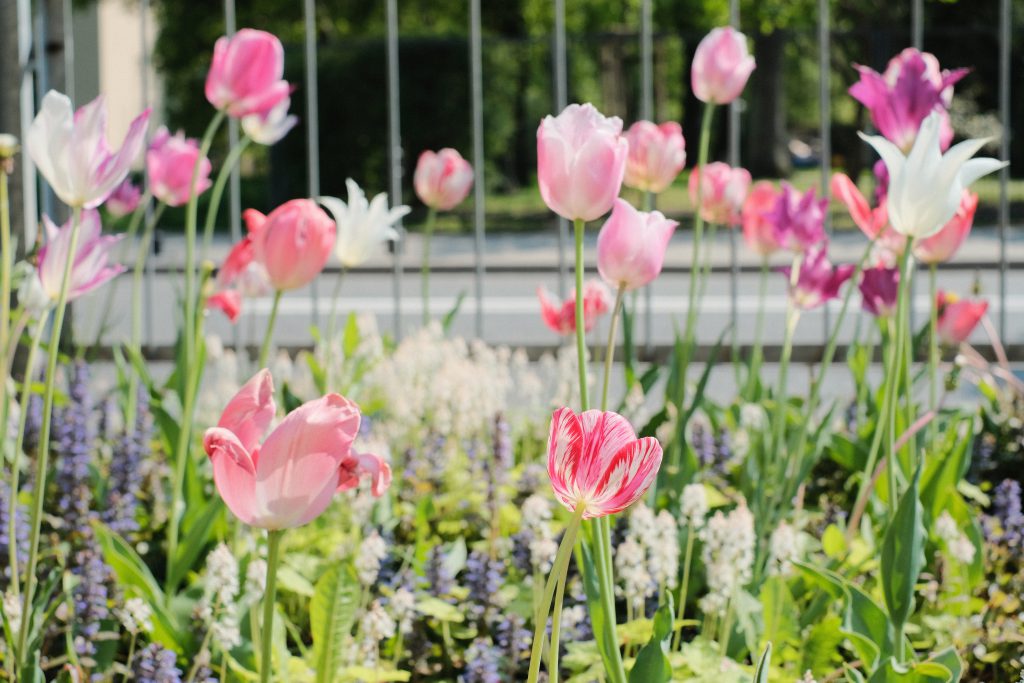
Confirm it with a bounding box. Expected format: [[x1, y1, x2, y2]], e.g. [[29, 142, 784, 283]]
[[141, 0, 155, 348], [727, 0, 740, 350], [911, 0, 923, 49], [469, 0, 485, 339], [554, 0, 569, 298], [386, 0, 404, 338], [998, 0, 1010, 338], [818, 0, 831, 345], [34, 3, 54, 222], [62, 0, 74, 103], [640, 0, 654, 352], [303, 0, 321, 331], [224, 0, 242, 352], [17, 0, 38, 241]]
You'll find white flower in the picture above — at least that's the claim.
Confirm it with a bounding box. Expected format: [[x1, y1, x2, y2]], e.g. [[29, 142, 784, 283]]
[[115, 597, 153, 635], [388, 588, 416, 634], [680, 483, 709, 529], [949, 534, 976, 565], [245, 558, 268, 598], [530, 536, 558, 574], [768, 521, 804, 576], [935, 511, 959, 544], [211, 619, 242, 652], [355, 531, 389, 587], [615, 536, 654, 611], [860, 111, 1006, 238], [320, 179, 410, 268], [699, 502, 755, 616], [3, 590, 21, 637], [241, 97, 297, 145], [650, 511, 680, 590], [205, 543, 239, 606], [360, 600, 396, 642]]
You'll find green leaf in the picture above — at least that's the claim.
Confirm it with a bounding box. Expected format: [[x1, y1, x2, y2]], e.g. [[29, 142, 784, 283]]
[[414, 596, 464, 623], [880, 466, 926, 631], [342, 312, 361, 356], [340, 667, 411, 682], [442, 291, 467, 333], [925, 648, 962, 683], [311, 564, 360, 683], [628, 592, 674, 683], [866, 657, 954, 683], [751, 642, 772, 683], [761, 577, 797, 647], [167, 497, 224, 593], [822, 524, 848, 559]]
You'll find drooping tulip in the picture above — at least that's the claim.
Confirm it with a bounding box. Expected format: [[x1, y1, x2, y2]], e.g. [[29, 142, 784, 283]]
[[413, 149, 474, 212], [537, 103, 628, 222], [207, 234, 272, 322], [859, 266, 900, 318], [830, 173, 903, 264], [203, 369, 391, 529], [935, 291, 988, 346], [27, 91, 150, 209], [320, 179, 410, 268], [241, 97, 298, 146], [596, 198, 677, 292], [537, 280, 612, 336], [547, 407, 662, 519], [913, 191, 978, 264], [622, 121, 686, 193], [105, 179, 143, 218], [741, 181, 782, 256], [205, 29, 290, 119], [779, 247, 855, 310], [688, 162, 750, 225], [691, 27, 756, 105], [146, 126, 213, 208], [766, 183, 828, 253], [860, 112, 1005, 239], [245, 199, 336, 292]]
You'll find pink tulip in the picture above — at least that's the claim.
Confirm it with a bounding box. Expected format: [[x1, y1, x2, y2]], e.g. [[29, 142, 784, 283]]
[[741, 181, 782, 256], [849, 48, 967, 152], [203, 369, 391, 529], [245, 199, 336, 292], [27, 91, 150, 209], [146, 127, 213, 208], [205, 29, 290, 119], [765, 183, 827, 253], [691, 27, 756, 105], [779, 247, 855, 310], [623, 121, 686, 193], [596, 198, 677, 291], [207, 290, 242, 323], [688, 162, 751, 225], [830, 173, 904, 265], [913, 191, 978, 265], [537, 103, 628, 222], [207, 235, 272, 322], [413, 148, 474, 211], [105, 179, 142, 218], [547, 407, 662, 519], [537, 280, 613, 336], [859, 266, 900, 318], [936, 291, 988, 346]]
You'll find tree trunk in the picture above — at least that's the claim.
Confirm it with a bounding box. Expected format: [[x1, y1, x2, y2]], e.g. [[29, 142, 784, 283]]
[[746, 29, 790, 178]]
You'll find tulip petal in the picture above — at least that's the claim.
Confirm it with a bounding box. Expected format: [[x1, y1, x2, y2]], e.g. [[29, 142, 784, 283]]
[[204, 426, 259, 525], [546, 407, 585, 511], [217, 368, 275, 453], [585, 437, 662, 518], [577, 410, 638, 492]]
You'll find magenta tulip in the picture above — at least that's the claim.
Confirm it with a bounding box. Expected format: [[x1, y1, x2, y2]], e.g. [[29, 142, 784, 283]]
[[537, 103, 628, 222], [105, 179, 142, 218], [538, 280, 612, 336], [779, 247, 855, 310], [936, 291, 988, 346], [859, 267, 900, 318], [688, 162, 750, 225], [766, 183, 828, 253], [203, 369, 391, 529], [245, 199, 336, 292], [413, 148, 474, 211], [691, 27, 756, 105], [741, 181, 782, 256], [547, 407, 662, 519], [205, 29, 290, 119], [913, 191, 978, 265], [596, 198, 677, 291], [623, 121, 686, 193], [146, 127, 213, 208]]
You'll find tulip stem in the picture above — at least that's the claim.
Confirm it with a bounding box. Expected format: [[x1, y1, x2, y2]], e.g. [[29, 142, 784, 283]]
[[681, 103, 715, 368], [885, 242, 915, 513], [259, 290, 284, 369], [126, 201, 166, 430], [928, 263, 938, 448], [601, 285, 626, 411], [421, 207, 437, 326], [324, 267, 346, 391], [202, 135, 252, 260], [745, 259, 769, 397], [18, 206, 83, 662], [672, 521, 696, 651], [260, 529, 285, 683], [573, 218, 589, 411], [0, 168, 11, 443]]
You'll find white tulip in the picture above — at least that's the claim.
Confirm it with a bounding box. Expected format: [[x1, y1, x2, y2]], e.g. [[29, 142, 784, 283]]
[[319, 180, 410, 268]]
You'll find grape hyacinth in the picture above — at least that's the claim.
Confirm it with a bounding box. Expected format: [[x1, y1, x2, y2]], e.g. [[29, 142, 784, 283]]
[[424, 545, 455, 598], [72, 545, 112, 658], [460, 637, 502, 683], [132, 643, 183, 683], [494, 613, 531, 675], [103, 384, 153, 536], [55, 361, 95, 538], [464, 549, 503, 621], [0, 481, 28, 588], [991, 479, 1023, 554]]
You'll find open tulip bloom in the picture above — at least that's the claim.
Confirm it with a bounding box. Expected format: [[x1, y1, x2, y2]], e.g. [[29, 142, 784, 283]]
[[320, 179, 410, 269]]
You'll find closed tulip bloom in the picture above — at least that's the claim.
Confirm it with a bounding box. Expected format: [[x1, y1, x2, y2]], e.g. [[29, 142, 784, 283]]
[[27, 91, 150, 209], [205, 29, 290, 119], [913, 191, 977, 265], [320, 179, 410, 268], [741, 181, 782, 256], [935, 291, 988, 346], [779, 247, 855, 310], [537, 103, 628, 221], [623, 121, 686, 193], [860, 112, 1005, 239], [537, 280, 612, 336], [859, 266, 900, 318], [241, 97, 298, 146], [105, 179, 142, 218], [691, 27, 756, 105], [688, 162, 751, 225], [766, 183, 827, 253], [146, 127, 213, 208], [203, 369, 391, 529], [413, 149, 474, 212], [245, 199, 336, 291], [597, 198, 677, 291], [547, 407, 662, 519]]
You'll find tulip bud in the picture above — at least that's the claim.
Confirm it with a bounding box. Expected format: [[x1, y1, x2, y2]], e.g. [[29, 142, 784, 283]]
[[691, 27, 756, 105], [597, 198, 677, 291]]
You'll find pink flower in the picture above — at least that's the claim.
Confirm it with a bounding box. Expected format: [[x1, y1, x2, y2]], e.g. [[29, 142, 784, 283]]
[[27, 91, 150, 209], [623, 121, 686, 193], [546, 408, 662, 519], [779, 247, 855, 310], [23, 209, 124, 310], [339, 452, 393, 498], [146, 127, 213, 208], [913, 191, 978, 265], [741, 181, 782, 256], [203, 369, 391, 529], [537, 103, 628, 222], [104, 179, 142, 217], [597, 198, 677, 291], [207, 290, 242, 323], [245, 199, 336, 292], [691, 27, 756, 105], [205, 29, 290, 119], [207, 234, 273, 322], [859, 266, 900, 318], [936, 291, 988, 346], [830, 173, 904, 265], [537, 280, 613, 336], [688, 162, 751, 225], [413, 148, 474, 211], [849, 48, 967, 152], [766, 183, 827, 253]]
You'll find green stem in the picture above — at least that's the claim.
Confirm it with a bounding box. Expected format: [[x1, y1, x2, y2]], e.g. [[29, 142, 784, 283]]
[[202, 135, 252, 259], [901, 241, 916, 473], [886, 243, 915, 514], [259, 290, 284, 369], [548, 557, 570, 683], [260, 529, 285, 683], [681, 104, 716, 356], [125, 202, 166, 429], [91, 193, 151, 351], [324, 268, 346, 391], [573, 218, 589, 411], [745, 259, 769, 396], [672, 523, 696, 651], [421, 207, 436, 326], [928, 264, 938, 447], [594, 514, 626, 683], [601, 286, 626, 411], [0, 169, 11, 434], [771, 254, 803, 477], [18, 206, 83, 660]]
